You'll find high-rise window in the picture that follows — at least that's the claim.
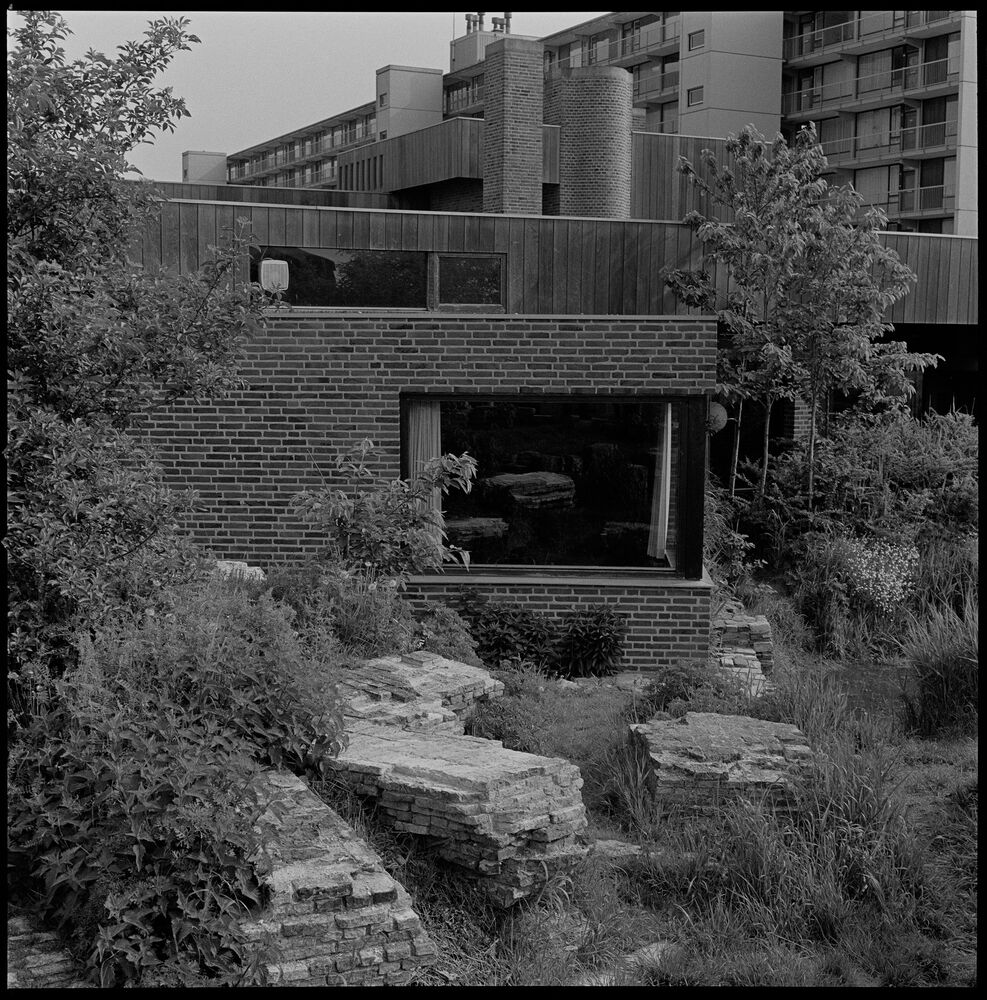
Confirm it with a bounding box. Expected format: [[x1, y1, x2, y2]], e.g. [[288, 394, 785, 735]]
[[688, 29, 705, 50], [687, 86, 704, 106]]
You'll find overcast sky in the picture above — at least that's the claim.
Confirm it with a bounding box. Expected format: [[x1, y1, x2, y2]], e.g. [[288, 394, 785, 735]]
[[10, 10, 609, 182]]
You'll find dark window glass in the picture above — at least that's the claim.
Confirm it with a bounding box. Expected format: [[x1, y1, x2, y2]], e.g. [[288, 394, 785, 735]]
[[429, 398, 680, 568], [438, 255, 504, 305], [250, 247, 427, 308]]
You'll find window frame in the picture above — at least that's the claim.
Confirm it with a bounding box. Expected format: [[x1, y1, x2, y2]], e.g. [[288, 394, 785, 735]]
[[399, 391, 708, 579], [433, 253, 506, 312], [687, 29, 705, 50], [687, 85, 704, 106]]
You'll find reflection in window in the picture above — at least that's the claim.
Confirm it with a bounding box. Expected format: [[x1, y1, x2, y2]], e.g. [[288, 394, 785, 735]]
[[438, 255, 504, 306], [249, 247, 427, 307], [407, 398, 680, 568]]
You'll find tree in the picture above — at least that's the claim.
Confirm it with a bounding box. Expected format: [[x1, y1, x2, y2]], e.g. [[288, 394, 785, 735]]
[[6, 11, 266, 708], [666, 124, 935, 504]]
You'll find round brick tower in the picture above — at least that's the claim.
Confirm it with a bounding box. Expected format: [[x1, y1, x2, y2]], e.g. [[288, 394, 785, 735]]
[[558, 66, 632, 219]]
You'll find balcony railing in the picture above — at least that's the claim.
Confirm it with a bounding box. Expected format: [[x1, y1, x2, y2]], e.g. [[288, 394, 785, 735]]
[[620, 17, 681, 57], [901, 119, 958, 152], [783, 10, 957, 60], [898, 184, 950, 213], [782, 57, 958, 115], [632, 68, 679, 101]]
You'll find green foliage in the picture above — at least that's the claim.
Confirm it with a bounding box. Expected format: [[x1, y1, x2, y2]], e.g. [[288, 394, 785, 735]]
[[292, 438, 477, 585], [899, 595, 978, 739], [416, 602, 482, 667], [456, 591, 557, 668], [630, 659, 745, 720], [7, 577, 346, 985], [553, 608, 627, 678], [8, 698, 272, 987], [456, 591, 627, 678], [6, 10, 267, 708], [703, 478, 756, 590], [667, 123, 929, 499]]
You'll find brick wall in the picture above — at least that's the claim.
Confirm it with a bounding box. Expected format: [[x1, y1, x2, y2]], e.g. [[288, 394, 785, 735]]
[[423, 178, 484, 214], [405, 574, 712, 674], [482, 37, 544, 214], [141, 311, 715, 668], [559, 67, 632, 219]]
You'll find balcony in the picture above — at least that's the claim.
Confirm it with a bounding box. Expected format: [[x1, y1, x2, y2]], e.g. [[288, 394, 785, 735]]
[[614, 17, 681, 63], [444, 83, 485, 115], [783, 10, 959, 61], [901, 119, 958, 155], [782, 58, 959, 117], [632, 68, 679, 102], [897, 184, 954, 215], [820, 119, 957, 168]]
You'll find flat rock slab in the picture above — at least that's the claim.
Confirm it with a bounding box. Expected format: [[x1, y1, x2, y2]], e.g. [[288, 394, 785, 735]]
[[338, 651, 504, 735], [480, 471, 576, 509], [629, 712, 812, 814], [327, 722, 588, 907], [6, 916, 87, 989], [244, 770, 435, 987]]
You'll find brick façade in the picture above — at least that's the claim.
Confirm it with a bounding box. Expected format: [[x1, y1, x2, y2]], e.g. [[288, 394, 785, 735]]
[[141, 311, 716, 672]]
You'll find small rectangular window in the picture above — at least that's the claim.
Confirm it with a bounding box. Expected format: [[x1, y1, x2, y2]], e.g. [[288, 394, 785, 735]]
[[688, 29, 705, 50], [438, 255, 504, 307], [687, 85, 704, 106], [378, 92, 387, 107]]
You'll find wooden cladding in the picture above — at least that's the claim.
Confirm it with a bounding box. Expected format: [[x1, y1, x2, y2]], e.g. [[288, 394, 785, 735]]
[[141, 198, 977, 324]]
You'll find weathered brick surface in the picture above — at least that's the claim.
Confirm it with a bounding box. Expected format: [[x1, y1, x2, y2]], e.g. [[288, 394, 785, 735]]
[[326, 722, 588, 907], [629, 712, 812, 814], [246, 771, 435, 987]]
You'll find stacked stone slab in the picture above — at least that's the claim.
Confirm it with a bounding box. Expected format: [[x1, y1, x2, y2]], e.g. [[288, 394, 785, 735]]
[[242, 771, 436, 987], [6, 916, 86, 989], [712, 602, 775, 674], [337, 651, 504, 735], [327, 721, 588, 907], [629, 712, 812, 814]]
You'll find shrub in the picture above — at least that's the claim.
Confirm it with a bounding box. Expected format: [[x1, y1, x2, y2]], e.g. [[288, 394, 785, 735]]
[[416, 602, 482, 667], [630, 659, 746, 721], [8, 692, 274, 987], [843, 537, 919, 618], [292, 440, 476, 586], [456, 591, 557, 668], [704, 479, 756, 590], [456, 591, 627, 678], [899, 594, 978, 739], [554, 607, 627, 678], [7, 577, 349, 986]]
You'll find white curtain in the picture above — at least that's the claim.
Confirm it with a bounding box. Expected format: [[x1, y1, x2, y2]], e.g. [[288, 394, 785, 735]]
[[647, 403, 673, 561], [405, 398, 442, 537]]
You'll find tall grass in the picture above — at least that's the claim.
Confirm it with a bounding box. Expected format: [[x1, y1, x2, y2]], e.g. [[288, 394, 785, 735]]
[[899, 593, 978, 738]]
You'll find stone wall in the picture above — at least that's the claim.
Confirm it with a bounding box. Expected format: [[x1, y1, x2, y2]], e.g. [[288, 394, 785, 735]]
[[244, 771, 436, 986]]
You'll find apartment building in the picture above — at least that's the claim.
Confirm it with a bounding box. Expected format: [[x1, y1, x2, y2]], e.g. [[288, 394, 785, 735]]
[[201, 10, 975, 236]]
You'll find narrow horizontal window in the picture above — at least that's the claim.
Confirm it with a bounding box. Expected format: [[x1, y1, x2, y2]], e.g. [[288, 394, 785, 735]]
[[249, 247, 427, 308], [687, 85, 704, 106], [688, 29, 705, 50]]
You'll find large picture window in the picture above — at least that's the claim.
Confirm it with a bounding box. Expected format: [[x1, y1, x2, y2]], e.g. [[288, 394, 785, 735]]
[[404, 397, 682, 569]]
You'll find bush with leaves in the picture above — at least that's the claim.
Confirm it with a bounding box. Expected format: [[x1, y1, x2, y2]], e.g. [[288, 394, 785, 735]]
[[456, 590, 627, 678], [6, 11, 267, 718], [416, 602, 483, 667], [293, 439, 477, 587], [7, 577, 346, 986]]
